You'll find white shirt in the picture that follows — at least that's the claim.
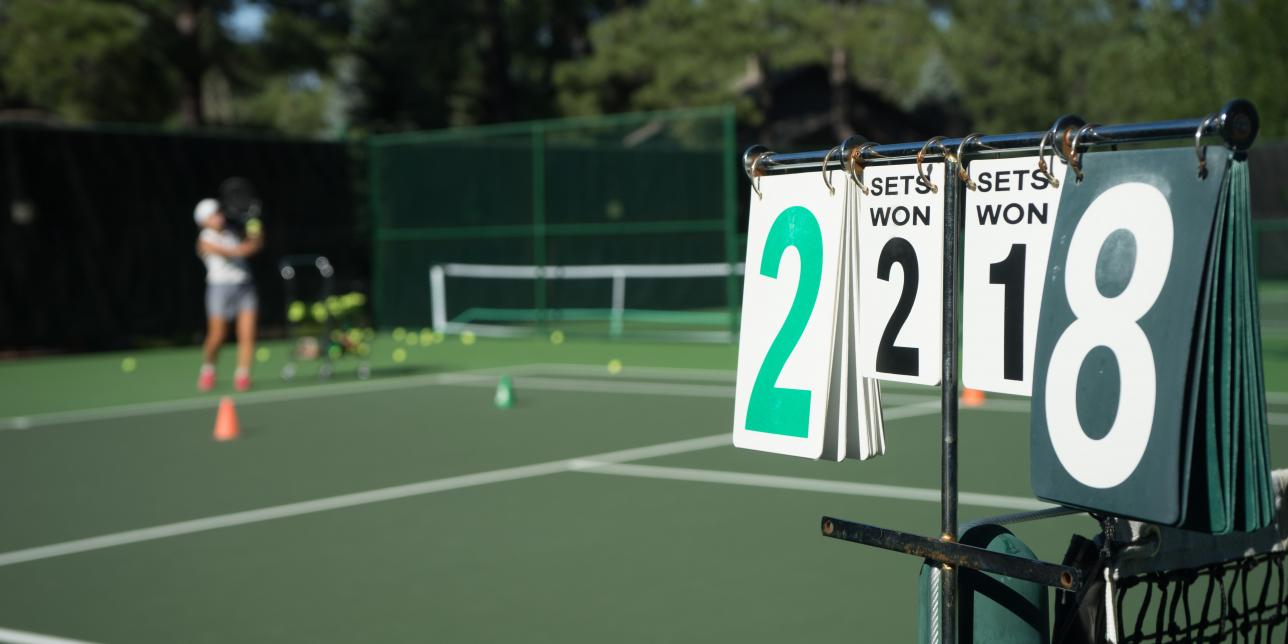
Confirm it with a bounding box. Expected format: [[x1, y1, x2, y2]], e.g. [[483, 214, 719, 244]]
[[198, 228, 251, 285]]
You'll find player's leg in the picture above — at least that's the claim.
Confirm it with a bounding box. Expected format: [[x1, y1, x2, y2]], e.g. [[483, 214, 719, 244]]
[[199, 315, 227, 391], [233, 284, 259, 391]]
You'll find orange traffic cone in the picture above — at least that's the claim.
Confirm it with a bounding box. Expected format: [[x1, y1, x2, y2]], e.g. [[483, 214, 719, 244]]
[[961, 388, 987, 408], [213, 396, 241, 442]]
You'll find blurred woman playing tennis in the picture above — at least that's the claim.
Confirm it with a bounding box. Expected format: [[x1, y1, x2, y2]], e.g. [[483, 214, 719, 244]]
[[193, 198, 263, 392]]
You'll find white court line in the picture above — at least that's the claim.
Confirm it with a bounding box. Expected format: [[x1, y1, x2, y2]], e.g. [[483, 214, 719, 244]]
[[0, 401, 944, 569], [570, 462, 1053, 512], [0, 364, 712, 431], [0, 628, 99, 644], [0, 368, 511, 430], [0, 434, 726, 569], [7, 358, 1287, 430]]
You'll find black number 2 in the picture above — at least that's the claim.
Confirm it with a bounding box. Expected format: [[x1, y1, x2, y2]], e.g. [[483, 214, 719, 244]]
[[876, 237, 919, 376], [989, 243, 1026, 381]]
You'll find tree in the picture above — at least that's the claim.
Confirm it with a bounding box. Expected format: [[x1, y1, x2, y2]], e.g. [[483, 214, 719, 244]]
[[552, 0, 938, 140], [0, 0, 236, 126]]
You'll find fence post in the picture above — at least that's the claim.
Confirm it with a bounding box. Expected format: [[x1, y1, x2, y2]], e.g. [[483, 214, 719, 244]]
[[532, 123, 547, 325]]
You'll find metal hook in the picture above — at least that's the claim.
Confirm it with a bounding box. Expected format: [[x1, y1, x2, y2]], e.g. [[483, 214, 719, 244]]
[[1195, 113, 1218, 179], [748, 153, 766, 198], [1036, 128, 1063, 188], [956, 133, 983, 190], [1069, 123, 1099, 183], [916, 136, 943, 193], [847, 142, 877, 195], [822, 146, 840, 195]]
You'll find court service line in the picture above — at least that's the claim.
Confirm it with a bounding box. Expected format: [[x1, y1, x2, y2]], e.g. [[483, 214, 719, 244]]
[[569, 462, 1053, 512], [0, 400, 945, 569], [0, 433, 726, 569], [0, 626, 99, 644]]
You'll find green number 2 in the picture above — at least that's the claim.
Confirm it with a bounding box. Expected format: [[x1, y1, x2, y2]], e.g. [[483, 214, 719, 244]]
[[746, 206, 824, 438]]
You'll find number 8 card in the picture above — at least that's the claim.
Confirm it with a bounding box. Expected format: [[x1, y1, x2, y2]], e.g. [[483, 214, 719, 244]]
[[733, 172, 845, 458]]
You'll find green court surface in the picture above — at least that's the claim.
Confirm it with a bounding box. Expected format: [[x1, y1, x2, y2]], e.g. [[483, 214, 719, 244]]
[[0, 334, 1286, 642]]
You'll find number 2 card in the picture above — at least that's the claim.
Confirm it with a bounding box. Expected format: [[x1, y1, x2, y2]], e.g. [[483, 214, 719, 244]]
[[856, 164, 944, 386], [733, 172, 846, 458]]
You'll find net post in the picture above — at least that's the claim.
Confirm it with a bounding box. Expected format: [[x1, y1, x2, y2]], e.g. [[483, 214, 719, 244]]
[[610, 269, 626, 337], [531, 123, 548, 327], [940, 153, 964, 643], [429, 265, 447, 332]]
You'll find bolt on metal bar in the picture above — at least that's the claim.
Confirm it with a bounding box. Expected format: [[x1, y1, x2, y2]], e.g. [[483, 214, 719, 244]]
[[744, 99, 1258, 177]]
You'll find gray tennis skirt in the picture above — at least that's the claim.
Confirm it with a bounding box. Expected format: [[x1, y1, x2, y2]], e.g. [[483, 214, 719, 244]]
[[206, 282, 258, 319]]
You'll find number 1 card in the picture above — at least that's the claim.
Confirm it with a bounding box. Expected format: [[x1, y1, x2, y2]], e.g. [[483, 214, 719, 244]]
[[962, 157, 1065, 395]]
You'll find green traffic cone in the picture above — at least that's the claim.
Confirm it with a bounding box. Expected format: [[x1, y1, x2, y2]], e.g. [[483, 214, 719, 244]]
[[494, 375, 514, 409]]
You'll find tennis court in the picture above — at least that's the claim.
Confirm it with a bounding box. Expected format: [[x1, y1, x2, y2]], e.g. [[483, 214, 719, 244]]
[[1, 332, 1285, 643]]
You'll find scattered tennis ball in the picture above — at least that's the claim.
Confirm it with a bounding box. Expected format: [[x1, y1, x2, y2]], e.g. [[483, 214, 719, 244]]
[[357, 343, 371, 357], [420, 330, 433, 345], [392, 327, 407, 341], [246, 218, 263, 236], [550, 329, 565, 345], [461, 331, 477, 346], [607, 358, 623, 375], [392, 347, 407, 363], [406, 334, 419, 346], [311, 302, 328, 323], [255, 347, 270, 363], [120, 357, 137, 373], [287, 301, 306, 323]]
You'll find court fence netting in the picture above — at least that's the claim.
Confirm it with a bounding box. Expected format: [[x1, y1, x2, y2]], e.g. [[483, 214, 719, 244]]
[[368, 106, 743, 340]]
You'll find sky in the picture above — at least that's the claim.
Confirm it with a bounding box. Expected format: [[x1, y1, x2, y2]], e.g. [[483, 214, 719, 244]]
[[225, 1, 267, 42]]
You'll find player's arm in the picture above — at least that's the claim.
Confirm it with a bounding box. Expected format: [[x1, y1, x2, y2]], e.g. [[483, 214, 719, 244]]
[[198, 237, 259, 258], [239, 224, 265, 257]]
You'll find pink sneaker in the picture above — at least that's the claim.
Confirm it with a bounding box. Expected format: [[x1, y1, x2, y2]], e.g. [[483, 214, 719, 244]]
[[198, 368, 216, 392], [234, 372, 251, 392]]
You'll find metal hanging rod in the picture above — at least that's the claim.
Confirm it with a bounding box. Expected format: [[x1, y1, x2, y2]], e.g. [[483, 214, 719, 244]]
[[744, 98, 1259, 176]]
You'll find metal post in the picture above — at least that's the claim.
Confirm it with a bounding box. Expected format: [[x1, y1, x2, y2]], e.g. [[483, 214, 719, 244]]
[[532, 124, 547, 326], [721, 105, 740, 338], [940, 154, 963, 644]]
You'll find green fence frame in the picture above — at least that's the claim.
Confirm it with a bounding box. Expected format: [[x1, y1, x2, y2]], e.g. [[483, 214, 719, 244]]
[[369, 105, 740, 336]]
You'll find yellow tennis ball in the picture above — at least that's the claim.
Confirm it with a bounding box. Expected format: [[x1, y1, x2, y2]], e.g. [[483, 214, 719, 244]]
[[461, 331, 477, 346], [120, 357, 137, 373], [311, 302, 328, 323], [255, 347, 270, 363], [406, 334, 419, 346], [607, 359, 623, 375], [246, 218, 262, 236], [392, 327, 407, 341], [392, 347, 407, 363], [287, 301, 306, 322], [420, 330, 433, 345], [549, 329, 565, 345]]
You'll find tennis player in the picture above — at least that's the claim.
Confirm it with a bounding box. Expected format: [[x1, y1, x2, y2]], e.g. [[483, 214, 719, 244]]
[[194, 198, 263, 391]]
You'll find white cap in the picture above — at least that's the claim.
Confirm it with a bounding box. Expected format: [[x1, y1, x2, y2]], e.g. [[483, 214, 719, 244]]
[[193, 198, 220, 225]]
